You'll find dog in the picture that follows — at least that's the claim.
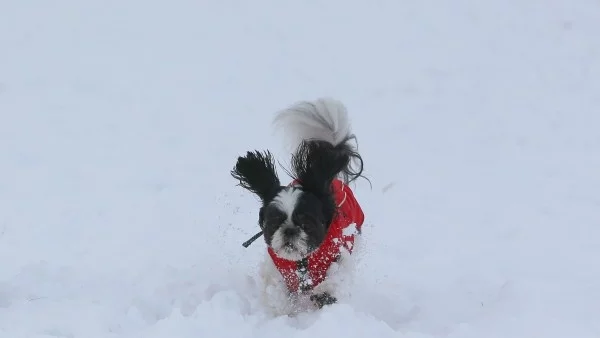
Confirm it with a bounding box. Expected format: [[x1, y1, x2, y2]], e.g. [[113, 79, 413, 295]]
[[231, 97, 366, 313]]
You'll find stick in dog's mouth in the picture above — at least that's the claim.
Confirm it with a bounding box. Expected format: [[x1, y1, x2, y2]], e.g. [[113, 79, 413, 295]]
[[242, 231, 263, 248]]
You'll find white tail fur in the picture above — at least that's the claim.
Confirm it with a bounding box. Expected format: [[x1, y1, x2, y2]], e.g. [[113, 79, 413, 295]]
[[273, 97, 353, 150]]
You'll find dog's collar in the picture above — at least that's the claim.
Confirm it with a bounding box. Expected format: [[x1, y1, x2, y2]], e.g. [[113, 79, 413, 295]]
[[296, 257, 314, 292]]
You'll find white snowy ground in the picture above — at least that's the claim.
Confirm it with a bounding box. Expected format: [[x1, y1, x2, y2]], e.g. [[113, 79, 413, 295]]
[[1, 0, 599, 337]]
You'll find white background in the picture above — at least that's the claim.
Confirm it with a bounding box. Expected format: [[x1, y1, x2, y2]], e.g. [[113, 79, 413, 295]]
[[1, 0, 599, 337]]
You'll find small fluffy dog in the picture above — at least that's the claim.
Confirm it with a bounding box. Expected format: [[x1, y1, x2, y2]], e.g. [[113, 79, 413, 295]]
[[231, 97, 366, 313]]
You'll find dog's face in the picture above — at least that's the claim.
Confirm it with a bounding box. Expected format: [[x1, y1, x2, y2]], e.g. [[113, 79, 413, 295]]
[[231, 142, 347, 261], [260, 187, 328, 261]]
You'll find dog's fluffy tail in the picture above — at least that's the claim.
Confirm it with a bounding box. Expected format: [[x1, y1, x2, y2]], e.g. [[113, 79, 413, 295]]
[[273, 97, 353, 148], [273, 97, 365, 184]]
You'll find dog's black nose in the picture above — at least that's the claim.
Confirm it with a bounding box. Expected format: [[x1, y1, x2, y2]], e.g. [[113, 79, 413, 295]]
[[283, 227, 299, 237]]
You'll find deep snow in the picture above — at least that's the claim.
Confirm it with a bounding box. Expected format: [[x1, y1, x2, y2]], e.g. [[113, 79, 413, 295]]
[[1, 0, 600, 337]]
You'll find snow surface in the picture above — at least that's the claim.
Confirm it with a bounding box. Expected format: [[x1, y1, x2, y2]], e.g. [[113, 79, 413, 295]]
[[1, 0, 600, 337]]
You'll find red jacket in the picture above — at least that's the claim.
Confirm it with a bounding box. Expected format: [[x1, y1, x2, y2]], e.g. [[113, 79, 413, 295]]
[[267, 179, 365, 293]]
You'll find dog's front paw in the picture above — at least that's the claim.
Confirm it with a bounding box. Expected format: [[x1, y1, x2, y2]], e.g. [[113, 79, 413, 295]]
[[310, 292, 337, 309]]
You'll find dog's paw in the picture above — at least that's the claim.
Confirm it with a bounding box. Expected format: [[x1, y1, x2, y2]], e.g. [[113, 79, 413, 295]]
[[310, 292, 337, 309]]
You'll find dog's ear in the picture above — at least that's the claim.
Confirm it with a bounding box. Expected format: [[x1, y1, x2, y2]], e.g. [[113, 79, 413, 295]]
[[290, 141, 349, 198], [231, 150, 281, 203], [258, 206, 266, 229]]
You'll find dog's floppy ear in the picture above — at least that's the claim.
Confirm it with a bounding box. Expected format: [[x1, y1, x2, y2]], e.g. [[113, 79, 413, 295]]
[[231, 150, 281, 203], [290, 140, 349, 198]]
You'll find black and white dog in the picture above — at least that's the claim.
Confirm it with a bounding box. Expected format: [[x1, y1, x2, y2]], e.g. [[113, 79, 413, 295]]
[[231, 97, 366, 314]]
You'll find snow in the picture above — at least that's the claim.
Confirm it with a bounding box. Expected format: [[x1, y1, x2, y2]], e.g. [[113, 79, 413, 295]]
[[1, 0, 599, 337]]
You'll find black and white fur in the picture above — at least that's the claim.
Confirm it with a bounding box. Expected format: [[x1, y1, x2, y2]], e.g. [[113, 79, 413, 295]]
[[231, 97, 364, 313]]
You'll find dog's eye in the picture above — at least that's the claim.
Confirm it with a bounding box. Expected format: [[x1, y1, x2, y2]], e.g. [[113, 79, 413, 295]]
[[266, 211, 286, 225], [296, 214, 314, 228]]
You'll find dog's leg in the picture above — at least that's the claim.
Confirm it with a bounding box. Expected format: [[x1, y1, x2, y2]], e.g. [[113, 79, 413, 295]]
[[310, 292, 337, 308], [258, 254, 295, 316], [310, 246, 357, 308]]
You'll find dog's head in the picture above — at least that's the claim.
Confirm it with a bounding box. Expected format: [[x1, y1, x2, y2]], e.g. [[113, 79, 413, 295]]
[[231, 141, 350, 261]]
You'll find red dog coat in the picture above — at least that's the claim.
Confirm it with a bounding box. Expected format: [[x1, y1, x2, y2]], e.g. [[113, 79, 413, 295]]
[[267, 178, 365, 293]]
